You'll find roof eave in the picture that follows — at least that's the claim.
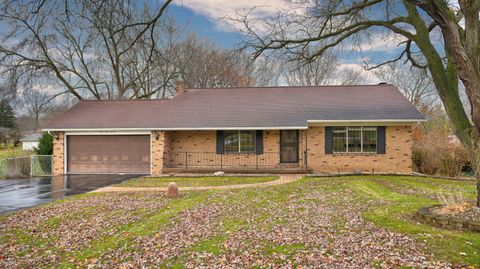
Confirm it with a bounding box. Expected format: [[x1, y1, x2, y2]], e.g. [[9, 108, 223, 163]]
[[42, 126, 309, 132], [307, 119, 426, 126]]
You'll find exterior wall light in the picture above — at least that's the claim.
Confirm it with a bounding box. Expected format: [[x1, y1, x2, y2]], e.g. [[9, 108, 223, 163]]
[[52, 131, 60, 140]]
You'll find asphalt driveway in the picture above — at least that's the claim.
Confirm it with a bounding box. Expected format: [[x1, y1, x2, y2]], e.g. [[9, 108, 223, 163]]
[[0, 174, 140, 214]]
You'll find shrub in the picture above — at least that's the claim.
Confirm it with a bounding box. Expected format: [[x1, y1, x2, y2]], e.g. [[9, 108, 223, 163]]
[[8, 128, 22, 147], [35, 133, 53, 155], [413, 128, 470, 177], [35, 133, 53, 173]]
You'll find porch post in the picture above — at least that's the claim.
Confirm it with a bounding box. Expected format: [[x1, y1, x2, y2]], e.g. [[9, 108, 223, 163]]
[[151, 131, 167, 176], [304, 128, 308, 169]]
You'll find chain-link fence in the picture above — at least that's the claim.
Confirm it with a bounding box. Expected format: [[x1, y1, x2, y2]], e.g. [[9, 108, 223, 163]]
[[0, 155, 52, 178], [31, 155, 53, 177]]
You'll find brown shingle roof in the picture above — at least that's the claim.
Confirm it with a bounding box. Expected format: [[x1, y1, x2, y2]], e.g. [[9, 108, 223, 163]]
[[44, 84, 425, 130]]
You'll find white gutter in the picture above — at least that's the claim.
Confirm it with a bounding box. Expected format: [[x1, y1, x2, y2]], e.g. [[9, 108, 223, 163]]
[[42, 126, 309, 132], [43, 119, 426, 132], [307, 119, 426, 123]]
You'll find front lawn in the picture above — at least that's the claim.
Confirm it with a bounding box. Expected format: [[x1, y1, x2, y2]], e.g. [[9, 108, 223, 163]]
[[0, 175, 478, 268], [115, 176, 278, 187]]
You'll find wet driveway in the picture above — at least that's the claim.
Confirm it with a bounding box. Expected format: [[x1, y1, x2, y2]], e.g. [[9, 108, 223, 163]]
[[0, 174, 141, 214]]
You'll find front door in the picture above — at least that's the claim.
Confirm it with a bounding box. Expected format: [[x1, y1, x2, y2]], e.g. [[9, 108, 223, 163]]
[[280, 130, 299, 163]]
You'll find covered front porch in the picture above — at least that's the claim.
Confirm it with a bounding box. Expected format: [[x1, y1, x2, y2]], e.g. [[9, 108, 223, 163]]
[[162, 129, 309, 173]]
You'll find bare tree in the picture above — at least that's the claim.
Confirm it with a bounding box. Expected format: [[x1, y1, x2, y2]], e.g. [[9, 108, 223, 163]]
[[0, 0, 173, 100], [0, 0, 284, 101], [374, 62, 437, 108], [0, 71, 18, 101], [171, 35, 256, 89], [235, 0, 480, 206], [20, 90, 52, 129], [249, 56, 283, 86], [282, 50, 363, 86], [338, 68, 364, 85], [283, 51, 338, 86]]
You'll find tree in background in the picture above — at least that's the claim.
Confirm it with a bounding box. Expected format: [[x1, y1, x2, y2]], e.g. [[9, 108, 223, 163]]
[[0, 99, 16, 129], [374, 62, 437, 110], [0, 99, 19, 146], [168, 34, 257, 91], [0, 1, 279, 101], [283, 50, 363, 86], [0, 0, 173, 100], [20, 90, 52, 130], [8, 128, 22, 147], [236, 0, 480, 207], [0, 73, 17, 101]]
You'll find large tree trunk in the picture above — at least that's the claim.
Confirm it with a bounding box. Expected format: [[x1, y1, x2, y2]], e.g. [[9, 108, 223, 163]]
[[409, 0, 480, 206], [472, 146, 480, 207], [477, 177, 480, 207]]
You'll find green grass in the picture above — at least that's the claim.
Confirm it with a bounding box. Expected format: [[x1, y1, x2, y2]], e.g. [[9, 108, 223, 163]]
[[114, 176, 278, 187], [2, 175, 480, 267], [58, 191, 212, 267], [392, 176, 476, 198], [0, 144, 34, 178], [189, 235, 227, 255], [343, 176, 480, 266]]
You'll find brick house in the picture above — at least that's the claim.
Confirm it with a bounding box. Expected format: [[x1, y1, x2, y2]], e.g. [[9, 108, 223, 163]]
[[44, 82, 424, 176]]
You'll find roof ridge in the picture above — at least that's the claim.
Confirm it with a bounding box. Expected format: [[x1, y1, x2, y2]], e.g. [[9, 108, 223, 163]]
[[185, 84, 394, 91], [79, 98, 172, 102]]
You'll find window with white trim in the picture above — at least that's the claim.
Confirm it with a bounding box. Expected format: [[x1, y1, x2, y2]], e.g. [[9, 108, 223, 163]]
[[332, 126, 377, 153], [224, 130, 256, 153]]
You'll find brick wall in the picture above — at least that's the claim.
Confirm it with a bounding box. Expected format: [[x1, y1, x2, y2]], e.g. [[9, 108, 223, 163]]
[[151, 131, 168, 175], [306, 126, 413, 173], [51, 126, 412, 175], [166, 130, 285, 168], [52, 132, 65, 176], [163, 126, 412, 173]]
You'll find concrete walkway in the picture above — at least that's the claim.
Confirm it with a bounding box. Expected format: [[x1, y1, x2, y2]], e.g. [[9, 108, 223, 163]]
[[92, 174, 304, 193]]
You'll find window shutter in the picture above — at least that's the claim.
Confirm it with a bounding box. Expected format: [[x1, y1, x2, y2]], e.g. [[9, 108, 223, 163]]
[[216, 130, 224, 154], [325, 127, 333, 154], [377, 126, 386, 154], [255, 130, 263, 154]]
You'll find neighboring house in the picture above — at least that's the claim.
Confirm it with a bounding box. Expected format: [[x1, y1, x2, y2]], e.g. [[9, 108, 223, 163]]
[[43, 82, 425, 176], [20, 133, 42, 151]]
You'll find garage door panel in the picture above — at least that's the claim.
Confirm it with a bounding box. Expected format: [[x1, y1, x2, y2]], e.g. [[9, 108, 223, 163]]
[[67, 135, 150, 174]]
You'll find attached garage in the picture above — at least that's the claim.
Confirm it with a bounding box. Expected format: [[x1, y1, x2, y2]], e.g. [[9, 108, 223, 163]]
[[66, 135, 150, 174]]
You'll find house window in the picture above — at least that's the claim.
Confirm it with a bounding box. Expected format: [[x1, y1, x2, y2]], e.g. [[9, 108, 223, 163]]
[[332, 126, 377, 153], [224, 130, 256, 153]]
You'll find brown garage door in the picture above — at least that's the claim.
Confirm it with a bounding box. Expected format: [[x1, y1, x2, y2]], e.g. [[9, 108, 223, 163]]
[[67, 135, 150, 174]]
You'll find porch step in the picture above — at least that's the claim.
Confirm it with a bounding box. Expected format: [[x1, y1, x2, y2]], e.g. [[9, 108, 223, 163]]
[[163, 167, 312, 174]]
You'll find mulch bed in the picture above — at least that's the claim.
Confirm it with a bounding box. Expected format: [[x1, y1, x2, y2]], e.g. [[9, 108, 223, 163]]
[[431, 204, 480, 223], [417, 204, 480, 232]]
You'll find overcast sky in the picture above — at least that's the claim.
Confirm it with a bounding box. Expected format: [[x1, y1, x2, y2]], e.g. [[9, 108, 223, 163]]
[[166, 0, 416, 83], [0, 0, 428, 86]]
